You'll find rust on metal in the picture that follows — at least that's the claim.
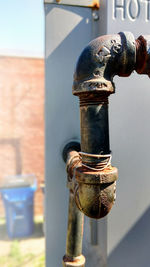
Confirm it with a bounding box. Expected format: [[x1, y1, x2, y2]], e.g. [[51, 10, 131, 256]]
[[71, 31, 150, 220], [62, 189, 85, 266], [90, 0, 100, 9], [75, 166, 118, 184], [74, 165, 118, 219], [45, 0, 100, 9], [66, 151, 81, 180], [63, 31, 150, 267], [63, 142, 85, 267], [62, 254, 85, 267], [73, 32, 136, 96], [135, 36, 147, 74], [135, 35, 150, 77]]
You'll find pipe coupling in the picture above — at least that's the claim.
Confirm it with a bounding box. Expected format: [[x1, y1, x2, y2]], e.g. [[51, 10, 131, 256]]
[[74, 164, 118, 219]]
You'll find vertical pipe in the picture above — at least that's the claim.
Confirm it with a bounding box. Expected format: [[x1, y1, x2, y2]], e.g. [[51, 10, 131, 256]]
[[66, 191, 84, 258], [80, 96, 110, 155], [62, 145, 85, 267], [63, 192, 85, 266]]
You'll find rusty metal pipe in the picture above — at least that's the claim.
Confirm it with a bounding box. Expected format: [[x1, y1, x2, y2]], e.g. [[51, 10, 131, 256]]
[[80, 97, 110, 155], [62, 33, 150, 266], [62, 191, 85, 267], [66, 192, 83, 257], [62, 143, 85, 267], [72, 32, 150, 219]]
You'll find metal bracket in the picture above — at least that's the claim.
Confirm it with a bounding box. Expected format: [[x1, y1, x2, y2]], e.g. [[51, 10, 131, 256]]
[[44, 0, 100, 9]]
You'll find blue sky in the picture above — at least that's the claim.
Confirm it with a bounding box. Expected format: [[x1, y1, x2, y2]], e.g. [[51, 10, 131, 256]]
[[0, 0, 44, 57]]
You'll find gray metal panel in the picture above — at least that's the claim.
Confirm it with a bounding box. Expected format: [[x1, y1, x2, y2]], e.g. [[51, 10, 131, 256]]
[[44, 0, 100, 8], [45, 4, 106, 267], [99, 1, 150, 266]]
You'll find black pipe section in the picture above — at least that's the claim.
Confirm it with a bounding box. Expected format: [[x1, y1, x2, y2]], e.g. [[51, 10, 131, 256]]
[[80, 97, 110, 155], [65, 191, 84, 258]]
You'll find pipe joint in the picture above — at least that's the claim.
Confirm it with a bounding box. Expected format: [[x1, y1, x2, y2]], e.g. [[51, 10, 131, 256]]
[[74, 165, 118, 219], [73, 32, 136, 97], [65, 147, 118, 219], [71, 32, 150, 220]]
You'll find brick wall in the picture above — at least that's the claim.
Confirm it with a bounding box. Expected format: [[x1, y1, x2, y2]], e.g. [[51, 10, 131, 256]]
[[0, 56, 44, 216]]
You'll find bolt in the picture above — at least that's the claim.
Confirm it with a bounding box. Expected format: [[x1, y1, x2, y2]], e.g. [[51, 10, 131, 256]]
[[92, 11, 99, 21]]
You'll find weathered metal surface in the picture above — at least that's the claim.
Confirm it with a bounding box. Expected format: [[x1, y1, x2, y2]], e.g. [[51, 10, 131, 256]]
[[135, 35, 150, 77], [62, 144, 85, 267], [63, 141, 81, 163], [62, 254, 85, 267], [72, 32, 136, 96], [63, 32, 150, 266], [71, 32, 150, 220], [63, 142, 81, 181], [75, 166, 118, 184], [64, 143, 118, 219], [80, 99, 110, 155], [62, 191, 85, 267], [73, 93, 118, 219], [71, 32, 142, 220], [73, 32, 150, 97], [74, 166, 117, 219], [44, 0, 100, 9], [66, 191, 84, 257]]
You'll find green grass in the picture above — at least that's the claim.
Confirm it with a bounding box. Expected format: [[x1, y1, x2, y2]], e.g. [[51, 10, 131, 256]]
[[0, 217, 5, 225], [0, 240, 36, 267], [0, 216, 45, 266], [31, 254, 45, 267]]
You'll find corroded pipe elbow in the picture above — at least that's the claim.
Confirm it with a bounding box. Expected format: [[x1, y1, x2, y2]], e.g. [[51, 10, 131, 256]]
[[72, 32, 150, 219], [73, 32, 150, 97], [73, 32, 136, 97]]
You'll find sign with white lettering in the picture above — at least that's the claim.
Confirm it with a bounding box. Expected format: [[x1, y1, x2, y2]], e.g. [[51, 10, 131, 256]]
[[113, 0, 150, 21], [102, 1, 150, 50]]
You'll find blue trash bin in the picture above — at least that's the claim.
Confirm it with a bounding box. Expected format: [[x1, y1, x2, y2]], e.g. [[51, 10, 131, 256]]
[[0, 175, 37, 239]]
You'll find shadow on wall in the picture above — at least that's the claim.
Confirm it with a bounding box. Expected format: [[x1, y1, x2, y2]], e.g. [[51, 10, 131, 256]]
[[0, 138, 22, 175], [108, 206, 150, 267]]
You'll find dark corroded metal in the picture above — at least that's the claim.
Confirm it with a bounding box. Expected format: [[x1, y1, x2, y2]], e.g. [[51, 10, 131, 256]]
[[62, 142, 85, 267], [66, 192, 83, 257], [62, 192, 85, 267], [62, 33, 150, 266], [63, 254, 85, 267], [74, 165, 118, 218], [135, 35, 150, 77], [73, 32, 136, 96], [80, 96, 110, 155], [63, 141, 81, 163], [72, 32, 150, 219]]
